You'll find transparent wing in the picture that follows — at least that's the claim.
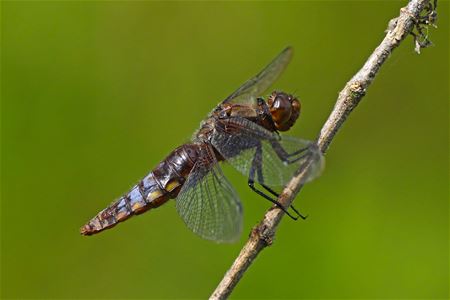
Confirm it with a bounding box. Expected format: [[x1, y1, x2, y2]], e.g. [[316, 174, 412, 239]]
[[176, 147, 243, 243], [211, 117, 324, 187], [221, 47, 293, 106]]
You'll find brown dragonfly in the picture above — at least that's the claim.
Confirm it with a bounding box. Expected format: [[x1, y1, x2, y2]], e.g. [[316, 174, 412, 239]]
[[81, 47, 324, 243]]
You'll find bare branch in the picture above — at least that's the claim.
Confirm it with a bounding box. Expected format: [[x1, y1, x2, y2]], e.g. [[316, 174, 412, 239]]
[[210, 0, 437, 299]]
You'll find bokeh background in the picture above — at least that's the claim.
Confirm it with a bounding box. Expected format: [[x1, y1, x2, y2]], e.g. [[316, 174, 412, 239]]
[[2, 1, 448, 299]]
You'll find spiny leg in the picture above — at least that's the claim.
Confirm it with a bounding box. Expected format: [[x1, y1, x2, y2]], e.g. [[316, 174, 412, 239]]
[[259, 182, 307, 220], [248, 144, 305, 220], [286, 146, 310, 158], [270, 140, 310, 164], [267, 140, 311, 218], [255, 144, 307, 219], [248, 178, 298, 220]]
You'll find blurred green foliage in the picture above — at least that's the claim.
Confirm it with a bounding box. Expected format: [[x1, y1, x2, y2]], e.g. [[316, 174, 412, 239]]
[[1, 1, 448, 299]]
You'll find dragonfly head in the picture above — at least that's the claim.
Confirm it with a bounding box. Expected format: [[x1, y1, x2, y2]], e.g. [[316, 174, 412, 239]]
[[267, 91, 301, 131]]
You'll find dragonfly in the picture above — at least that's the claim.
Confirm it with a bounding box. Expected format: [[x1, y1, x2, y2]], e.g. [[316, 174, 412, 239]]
[[81, 47, 324, 243]]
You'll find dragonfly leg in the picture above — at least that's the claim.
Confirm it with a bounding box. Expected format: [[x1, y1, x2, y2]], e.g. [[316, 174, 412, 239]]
[[270, 140, 310, 164], [259, 183, 278, 197], [259, 143, 309, 219], [259, 183, 307, 219], [286, 152, 310, 164], [289, 204, 308, 220], [248, 144, 306, 220], [287, 146, 309, 158], [248, 179, 299, 220]]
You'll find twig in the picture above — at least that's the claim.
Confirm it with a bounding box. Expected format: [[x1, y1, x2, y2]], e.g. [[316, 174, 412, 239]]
[[210, 0, 437, 299]]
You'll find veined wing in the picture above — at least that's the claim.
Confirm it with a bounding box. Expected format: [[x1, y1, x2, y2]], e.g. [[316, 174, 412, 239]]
[[176, 145, 243, 243], [221, 47, 293, 106], [211, 117, 324, 187]]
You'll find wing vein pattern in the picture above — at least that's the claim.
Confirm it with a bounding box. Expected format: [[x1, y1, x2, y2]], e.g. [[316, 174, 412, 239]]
[[176, 146, 243, 243]]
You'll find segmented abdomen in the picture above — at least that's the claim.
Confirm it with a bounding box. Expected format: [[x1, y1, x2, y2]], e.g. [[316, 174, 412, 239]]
[[80, 144, 199, 235]]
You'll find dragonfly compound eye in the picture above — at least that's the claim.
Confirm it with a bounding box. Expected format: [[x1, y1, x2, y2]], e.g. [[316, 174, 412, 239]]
[[269, 92, 300, 131]]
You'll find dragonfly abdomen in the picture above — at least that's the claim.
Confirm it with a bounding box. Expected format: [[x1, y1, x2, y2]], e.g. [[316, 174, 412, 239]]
[[80, 144, 200, 236]]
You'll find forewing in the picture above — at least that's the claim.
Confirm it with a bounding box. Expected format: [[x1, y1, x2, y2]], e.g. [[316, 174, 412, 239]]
[[176, 148, 243, 243], [221, 47, 293, 106], [211, 117, 324, 187]]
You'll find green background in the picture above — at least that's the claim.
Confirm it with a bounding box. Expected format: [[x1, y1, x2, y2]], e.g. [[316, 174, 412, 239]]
[[2, 1, 448, 299]]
